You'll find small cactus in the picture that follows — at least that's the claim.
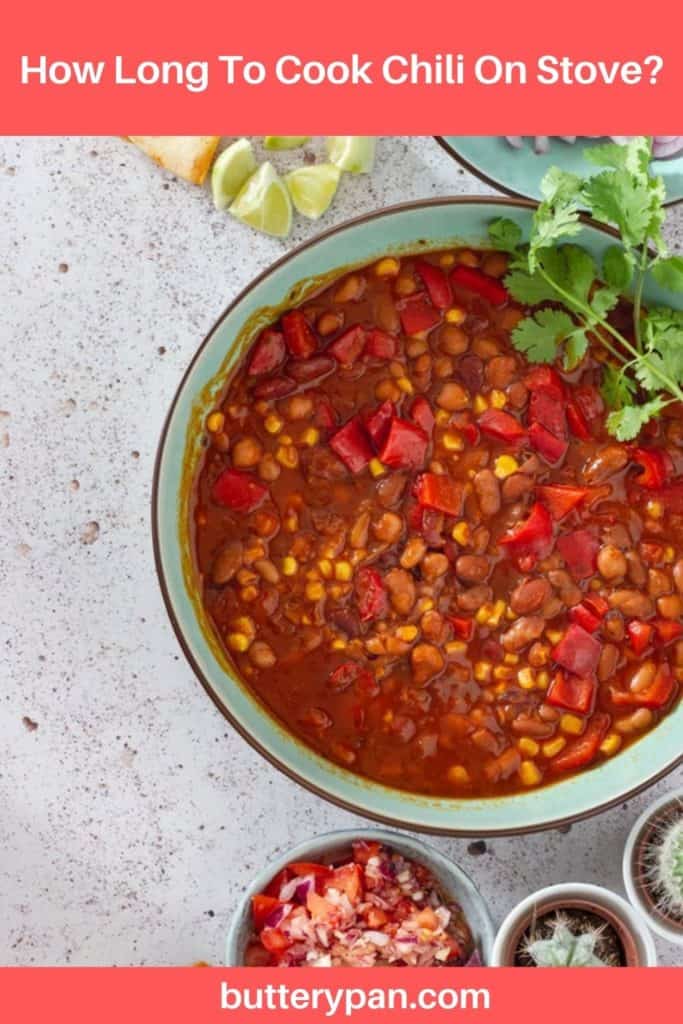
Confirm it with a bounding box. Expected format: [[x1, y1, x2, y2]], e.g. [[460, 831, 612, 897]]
[[642, 804, 683, 922], [522, 913, 615, 967]]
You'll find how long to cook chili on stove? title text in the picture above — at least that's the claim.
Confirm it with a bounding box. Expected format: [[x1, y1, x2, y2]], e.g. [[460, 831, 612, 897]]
[[19, 53, 666, 93]]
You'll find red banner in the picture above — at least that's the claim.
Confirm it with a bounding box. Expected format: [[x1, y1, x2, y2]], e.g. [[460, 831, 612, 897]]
[[1, 967, 680, 1023], [1, 0, 681, 133]]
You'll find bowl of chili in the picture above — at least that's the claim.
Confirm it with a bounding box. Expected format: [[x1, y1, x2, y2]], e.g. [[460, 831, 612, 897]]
[[153, 196, 683, 835], [225, 828, 495, 966]]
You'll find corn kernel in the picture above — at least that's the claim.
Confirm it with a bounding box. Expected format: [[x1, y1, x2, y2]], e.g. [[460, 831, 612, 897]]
[[369, 457, 386, 478], [206, 411, 225, 433], [545, 629, 563, 645], [504, 653, 520, 665], [396, 376, 414, 394], [445, 306, 466, 324], [232, 616, 256, 639], [240, 586, 259, 603], [518, 667, 536, 690], [284, 511, 299, 533], [447, 765, 471, 785], [518, 738, 540, 757], [280, 433, 293, 445], [600, 732, 622, 757], [473, 394, 488, 415], [519, 760, 542, 786], [488, 600, 506, 627], [318, 559, 333, 579], [435, 409, 452, 426], [305, 581, 325, 601], [494, 455, 519, 479], [334, 561, 353, 582], [396, 625, 419, 642], [489, 389, 507, 409], [536, 670, 550, 690], [494, 665, 515, 681], [646, 500, 663, 519], [442, 431, 464, 452], [542, 737, 567, 758], [440, 253, 456, 268], [331, 637, 347, 651], [664, 546, 675, 563], [506, 606, 517, 620], [475, 605, 492, 626], [445, 640, 467, 656], [474, 661, 492, 683], [227, 632, 250, 653], [301, 427, 320, 447], [375, 257, 400, 277], [451, 521, 470, 546], [264, 414, 283, 434], [561, 713, 585, 736], [282, 556, 298, 576], [457, 250, 479, 267], [276, 445, 299, 469]]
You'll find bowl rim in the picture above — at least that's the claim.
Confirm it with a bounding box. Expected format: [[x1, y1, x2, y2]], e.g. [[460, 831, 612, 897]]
[[433, 136, 683, 209], [152, 194, 683, 837], [224, 826, 496, 966]]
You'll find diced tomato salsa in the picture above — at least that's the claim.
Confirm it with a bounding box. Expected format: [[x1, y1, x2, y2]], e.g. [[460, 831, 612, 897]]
[[192, 247, 683, 798], [244, 842, 476, 967]]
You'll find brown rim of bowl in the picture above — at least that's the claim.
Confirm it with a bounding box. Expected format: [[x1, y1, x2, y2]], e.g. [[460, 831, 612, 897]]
[[151, 194, 683, 838], [433, 136, 683, 209]]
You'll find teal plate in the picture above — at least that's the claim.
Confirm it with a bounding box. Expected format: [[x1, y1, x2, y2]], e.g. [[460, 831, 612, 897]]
[[153, 197, 683, 837], [437, 136, 683, 206]]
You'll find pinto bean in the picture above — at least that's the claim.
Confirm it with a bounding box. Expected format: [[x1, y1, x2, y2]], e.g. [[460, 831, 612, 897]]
[[511, 715, 554, 738], [373, 511, 404, 544], [510, 578, 551, 615], [439, 325, 469, 355], [648, 569, 672, 599], [502, 473, 534, 502], [253, 558, 280, 584], [232, 437, 263, 468], [376, 472, 408, 508], [456, 584, 493, 611], [471, 337, 500, 360], [212, 541, 244, 584], [598, 643, 619, 682], [249, 641, 276, 669], [626, 551, 647, 586], [437, 381, 469, 411], [603, 613, 625, 642], [582, 444, 629, 484], [629, 661, 656, 693], [507, 381, 528, 410], [597, 544, 627, 580], [385, 568, 416, 615], [501, 616, 545, 652], [608, 589, 654, 618], [401, 537, 427, 569], [616, 708, 654, 734], [484, 747, 521, 783], [657, 594, 683, 619], [411, 643, 445, 685], [485, 355, 517, 389], [673, 559, 683, 594], [474, 469, 501, 517], [422, 552, 450, 580], [455, 555, 490, 583]]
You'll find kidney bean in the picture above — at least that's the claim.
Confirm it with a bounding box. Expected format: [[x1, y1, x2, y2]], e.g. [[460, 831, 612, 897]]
[[212, 540, 244, 584], [288, 357, 335, 385], [385, 568, 416, 615], [582, 444, 629, 484], [373, 293, 400, 334], [597, 643, 619, 682], [474, 469, 501, 517], [597, 544, 627, 580], [510, 577, 551, 615], [608, 589, 655, 618], [507, 381, 529, 409], [376, 472, 408, 508], [455, 555, 490, 583], [253, 376, 296, 400], [501, 616, 545, 652], [602, 613, 625, 642], [471, 526, 492, 555], [456, 354, 485, 392], [502, 473, 534, 503], [511, 715, 555, 739], [456, 584, 493, 611], [485, 355, 517, 389]]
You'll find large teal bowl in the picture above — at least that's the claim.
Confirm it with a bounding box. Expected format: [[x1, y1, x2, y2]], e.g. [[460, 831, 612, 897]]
[[153, 197, 683, 836]]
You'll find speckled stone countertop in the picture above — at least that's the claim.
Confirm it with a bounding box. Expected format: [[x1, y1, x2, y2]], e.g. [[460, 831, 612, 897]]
[[1, 136, 681, 967]]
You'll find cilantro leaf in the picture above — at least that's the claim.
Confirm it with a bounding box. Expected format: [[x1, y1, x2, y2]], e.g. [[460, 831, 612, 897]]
[[601, 364, 637, 410], [637, 307, 683, 392], [530, 170, 584, 269], [488, 218, 523, 254], [504, 269, 559, 305], [651, 255, 683, 293], [512, 309, 575, 364], [584, 136, 652, 176], [564, 329, 590, 370], [583, 170, 654, 250], [589, 286, 619, 320], [603, 245, 634, 291], [606, 396, 668, 441]]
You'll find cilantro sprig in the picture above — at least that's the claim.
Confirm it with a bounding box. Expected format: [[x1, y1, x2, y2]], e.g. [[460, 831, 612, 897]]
[[488, 137, 683, 441]]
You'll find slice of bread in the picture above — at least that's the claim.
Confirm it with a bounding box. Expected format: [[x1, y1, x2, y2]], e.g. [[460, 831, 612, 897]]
[[128, 136, 220, 184]]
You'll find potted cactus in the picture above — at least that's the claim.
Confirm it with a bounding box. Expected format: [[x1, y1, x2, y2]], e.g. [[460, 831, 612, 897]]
[[491, 883, 657, 967], [623, 788, 683, 946]]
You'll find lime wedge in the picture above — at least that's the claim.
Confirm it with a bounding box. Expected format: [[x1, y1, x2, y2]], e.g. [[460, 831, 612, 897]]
[[326, 136, 376, 173], [285, 163, 341, 219], [264, 136, 311, 150], [229, 162, 293, 238], [211, 138, 257, 211]]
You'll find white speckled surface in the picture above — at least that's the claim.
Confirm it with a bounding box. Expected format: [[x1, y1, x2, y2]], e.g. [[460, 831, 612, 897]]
[[0, 136, 681, 967]]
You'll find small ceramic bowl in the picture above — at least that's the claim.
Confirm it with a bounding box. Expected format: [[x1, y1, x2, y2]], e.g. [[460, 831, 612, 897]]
[[623, 787, 683, 946], [225, 828, 495, 966], [490, 882, 657, 967]]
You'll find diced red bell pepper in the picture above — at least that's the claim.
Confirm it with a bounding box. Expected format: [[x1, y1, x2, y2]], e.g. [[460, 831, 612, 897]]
[[329, 416, 374, 473], [398, 295, 441, 336], [550, 713, 611, 773], [248, 327, 286, 375], [462, 421, 479, 446], [364, 328, 398, 359], [478, 409, 527, 444], [352, 840, 382, 865], [552, 623, 601, 678], [569, 597, 607, 634], [328, 324, 367, 365], [379, 417, 429, 470], [640, 542, 665, 566], [630, 447, 674, 489], [529, 421, 569, 464], [566, 399, 592, 440], [212, 468, 268, 513], [574, 384, 604, 423], [528, 390, 567, 442], [252, 894, 283, 929], [450, 264, 508, 306], [627, 620, 654, 655], [281, 310, 317, 358], [499, 502, 554, 567], [259, 927, 292, 954], [355, 567, 388, 622], [328, 661, 363, 693], [409, 396, 435, 437], [654, 619, 683, 645], [265, 867, 290, 897], [288, 862, 332, 880], [414, 472, 464, 516], [324, 863, 363, 903], [448, 616, 475, 641], [557, 530, 600, 580], [537, 484, 590, 521], [415, 259, 452, 309], [610, 663, 675, 709], [363, 400, 394, 450], [547, 671, 596, 716]]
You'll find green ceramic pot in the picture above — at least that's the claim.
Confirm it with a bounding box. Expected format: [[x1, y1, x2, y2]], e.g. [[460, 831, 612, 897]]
[[153, 197, 683, 836]]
